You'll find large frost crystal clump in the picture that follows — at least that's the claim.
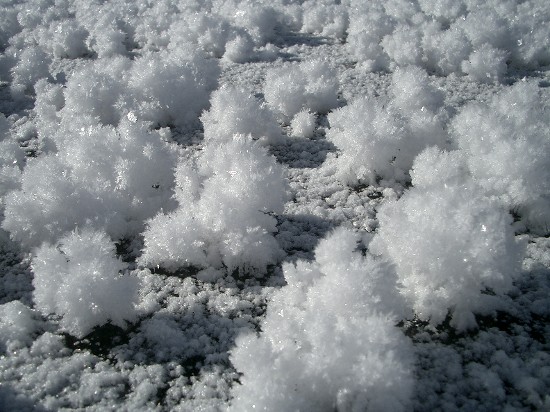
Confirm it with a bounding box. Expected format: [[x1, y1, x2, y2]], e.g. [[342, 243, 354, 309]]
[[140, 134, 287, 275], [2, 120, 176, 248], [32, 228, 139, 338], [370, 148, 525, 330], [264, 59, 339, 121], [200, 85, 282, 145], [230, 228, 413, 411], [452, 81, 550, 234], [326, 66, 447, 185]]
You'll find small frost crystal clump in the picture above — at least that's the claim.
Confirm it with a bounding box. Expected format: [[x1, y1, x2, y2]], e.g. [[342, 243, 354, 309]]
[[230, 228, 413, 411], [326, 66, 447, 185], [370, 148, 525, 330], [32, 229, 139, 338], [290, 109, 316, 138], [264, 59, 339, 120], [140, 135, 287, 275], [200, 85, 282, 145], [0, 301, 40, 353]]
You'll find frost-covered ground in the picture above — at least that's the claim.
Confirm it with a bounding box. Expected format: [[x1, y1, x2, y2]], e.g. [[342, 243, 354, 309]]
[[0, 0, 550, 410]]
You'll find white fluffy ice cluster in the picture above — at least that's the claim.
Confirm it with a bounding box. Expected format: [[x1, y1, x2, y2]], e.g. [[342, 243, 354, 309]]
[[324, 76, 543, 330], [0, 114, 25, 213], [452, 81, 550, 234], [201, 85, 282, 145], [0, 300, 40, 353], [326, 66, 447, 185], [32, 229, 139, 338], [346, 0, 550, 81], [2, 119, 177, 248], [264, 59, 339, 122], [230, 228, 414, 411], [139, 135, 288, 276], [371, 148, 525, 330], [365, 80, 548, 329]]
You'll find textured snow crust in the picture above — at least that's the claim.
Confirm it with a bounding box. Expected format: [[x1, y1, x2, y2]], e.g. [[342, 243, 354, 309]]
[[0, 0, 549, 411]]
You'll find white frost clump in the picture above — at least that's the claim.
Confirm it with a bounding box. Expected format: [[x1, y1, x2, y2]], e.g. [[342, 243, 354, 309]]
[[230, 227, 413, 411], [32, 228, 139, 338], [264, 59, 339, 120], [0, 114, 24, 210], [0, 301, 40, 353], [326, 66, 447, 185], [301, 1, 348, 39], [9, 46, 51, 98], [370, 147, 525, 330], [2, 120, 176, 248], [139, 134, 287, 275], [290, 109, 316, 138], [344, 0, 549, 79], [452, 81, 550, 233], [461, 44, 508, 84], [201, 86, 282, 145], [59, 50, 219, 129]]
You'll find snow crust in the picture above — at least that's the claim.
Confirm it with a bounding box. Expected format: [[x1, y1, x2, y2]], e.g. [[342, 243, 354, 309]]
[[0, 0, 549, 410]]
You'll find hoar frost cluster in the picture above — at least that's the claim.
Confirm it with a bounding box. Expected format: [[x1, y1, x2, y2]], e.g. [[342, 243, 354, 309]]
[[0, 0, 548, 410]]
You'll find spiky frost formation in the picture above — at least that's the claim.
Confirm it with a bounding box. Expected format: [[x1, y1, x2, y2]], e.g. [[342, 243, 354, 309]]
[[230, 228, 414, 411], [32, 228, 138, 338]]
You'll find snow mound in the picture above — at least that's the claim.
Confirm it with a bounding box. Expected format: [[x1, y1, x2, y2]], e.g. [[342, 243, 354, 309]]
[[264, 59, 339, 121], [0, 114, 24, 211], [2, 120, 176, 248], [0, 300, 40, 353], [139, 134, 287, 275], [230, 227, 413, 411], [326, 66, 447, 185], [452, 80, 550, 234], [370, 147, 526, 330], [290, 109, 316, 138], [31, 228, 139, 338], [201, 85, 282, 145], [58, 51, 219, 130]]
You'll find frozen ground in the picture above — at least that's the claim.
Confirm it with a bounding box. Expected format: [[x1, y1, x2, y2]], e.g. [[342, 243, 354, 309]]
[[0, 0, 549, 411]]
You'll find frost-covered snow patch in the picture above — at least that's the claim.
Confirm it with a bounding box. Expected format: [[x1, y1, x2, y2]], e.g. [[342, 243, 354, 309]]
[[0, 0, 549, 410], [3, 119, 177, 248]]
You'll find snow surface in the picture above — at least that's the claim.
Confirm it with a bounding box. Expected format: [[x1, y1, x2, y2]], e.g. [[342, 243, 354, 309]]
[[0, 0, 549, 411]]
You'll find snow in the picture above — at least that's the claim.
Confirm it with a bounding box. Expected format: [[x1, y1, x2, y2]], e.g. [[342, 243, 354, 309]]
[[0, 0, 549, 410], [31, 228, 139, 338]]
